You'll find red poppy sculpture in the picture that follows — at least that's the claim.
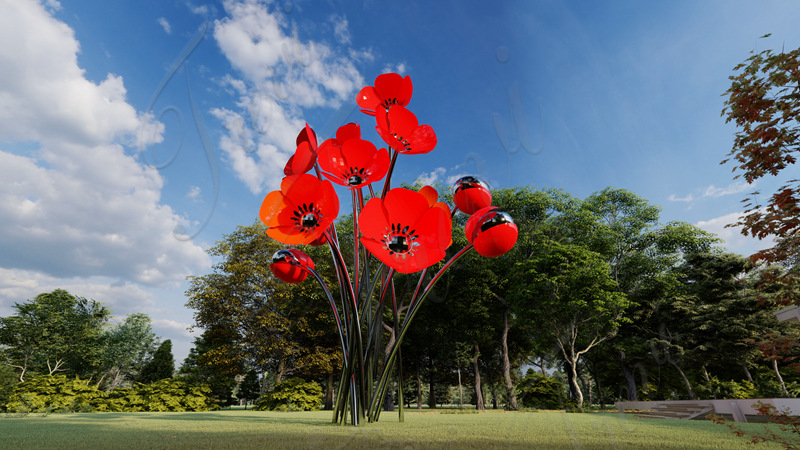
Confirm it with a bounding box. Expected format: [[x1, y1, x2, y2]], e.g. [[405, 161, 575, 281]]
[[357, 72, 413, 115], [259, 174, 339, 245], [453, 176, 492, 215], [465, 206, 519, 258], [376, 105, 437, 155], [256, 72, 516, 427], [318, 125, 390, 189], [270, 249, 314, 283], [360, 187, 452, 273]]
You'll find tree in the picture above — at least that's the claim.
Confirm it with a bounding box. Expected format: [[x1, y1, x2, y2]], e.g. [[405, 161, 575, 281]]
[[139, 340, 174, 383], [98, 313, 158, 388], [516, 240, 629, 408], [721, 39, 800, 276], [185, 222, 342, 387], [238, 369, 261, 409], [180, 329, 240, 408], [0, 289, 110, 381]]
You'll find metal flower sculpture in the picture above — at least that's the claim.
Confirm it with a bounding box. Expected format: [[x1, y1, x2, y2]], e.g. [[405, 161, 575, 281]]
[[258, 73, 517, 425]]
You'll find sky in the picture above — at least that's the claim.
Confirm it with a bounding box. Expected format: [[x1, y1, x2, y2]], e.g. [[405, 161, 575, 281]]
[[1, 0, 800, 364]]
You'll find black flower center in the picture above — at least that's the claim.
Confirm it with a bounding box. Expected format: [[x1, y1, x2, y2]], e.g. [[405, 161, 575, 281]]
[[381, 98, 399, 111], [382, 223, 420, 259], [391, 133, 412, 152], [343, 167, 370, 186], [291, 203, 324, 233]]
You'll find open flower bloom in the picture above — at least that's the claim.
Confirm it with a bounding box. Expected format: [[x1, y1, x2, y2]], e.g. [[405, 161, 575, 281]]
[[465, 206, 518, 258], [260, 174, 339, 245], [376, 105, 437, 155], [284, 124, 318, 176], [357, 73, 413, 116], [270, 249, 315, 283], [318, 137, 390, 189], [359, 186, 452, 274], [453, 176, 492, 215]]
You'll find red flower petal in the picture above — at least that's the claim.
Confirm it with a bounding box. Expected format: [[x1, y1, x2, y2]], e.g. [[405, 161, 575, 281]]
[[384, 188, 430, 226], [374, 73, 413, 107], [419, 185, 438, 206], [359, 197, 390, 241], [336, 123, 361, 142], [357, 86, 381, 116], [296, 123, 317, 149], [283, 141, 316, 175], [406, 124, 437, 155]]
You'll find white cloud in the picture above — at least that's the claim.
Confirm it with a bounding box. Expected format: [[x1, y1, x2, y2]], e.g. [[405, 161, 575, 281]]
[[152, 318, 194, 338], [0, 0, 210, 300], [696, 211, 775, 257], [157, 17, 171, 34], [382, 62, 407, 75], [331, 14, 350, 45], [668, 193, 694, 202], [212, 0, 365, 193], [187, 186, 202, 201], [0, 4, 142, 147], [0, 268, 157, 317], [415, 167, 446, 185], [669, 181, 751, 203]]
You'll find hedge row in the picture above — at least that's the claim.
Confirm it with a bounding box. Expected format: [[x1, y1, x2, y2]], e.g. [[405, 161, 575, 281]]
[[5, 375, 214, 413]]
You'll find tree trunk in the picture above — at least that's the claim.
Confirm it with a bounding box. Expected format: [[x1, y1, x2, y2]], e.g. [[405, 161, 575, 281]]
[[416, 366, 422, 410], [491, 382, 498, 409], [618, 349, 638, 401], [457, 367, 463, 408], [324, 372, 334, 410], [501, 305, 518, 410], [666, 356, 695, 399], [383, 384, 395, 411], [578, 372, 592, 406], [565, 352, 584, 408], [276, 359, 285, 385], [743, 365, 753, 383], [701, 365, 711, 383], [473, 344, 485, 411], [428, 366, 437, 409], [773, 359, 789, 397], [588, 358, 606, 410]]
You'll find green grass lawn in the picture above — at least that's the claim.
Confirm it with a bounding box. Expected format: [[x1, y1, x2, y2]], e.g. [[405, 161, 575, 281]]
[[0, 409, 788, 449]]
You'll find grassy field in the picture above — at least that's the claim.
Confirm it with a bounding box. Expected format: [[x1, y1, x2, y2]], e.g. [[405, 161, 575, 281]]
[[0, 409, 789, 449]]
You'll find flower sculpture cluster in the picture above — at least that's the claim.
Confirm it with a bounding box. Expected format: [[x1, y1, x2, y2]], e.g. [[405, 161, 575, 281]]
[[259, 73, 518, 425]]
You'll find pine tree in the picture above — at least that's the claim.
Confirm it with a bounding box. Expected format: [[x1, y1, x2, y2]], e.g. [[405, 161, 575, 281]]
[[139, 339, 174, 383], [238, 369, 261, 409]]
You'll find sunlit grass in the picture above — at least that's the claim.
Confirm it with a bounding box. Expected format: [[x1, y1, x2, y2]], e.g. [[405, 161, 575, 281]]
[[0, 409, 787, 449]]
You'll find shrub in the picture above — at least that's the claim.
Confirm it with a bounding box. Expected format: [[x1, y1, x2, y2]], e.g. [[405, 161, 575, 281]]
[[516, 369, 565, 410], [6, 375, 105, 413], [695, 377, 757, 400], [5, 375, 213, 413], [0, 365, 18, 412], [254, 377, 323, 411]]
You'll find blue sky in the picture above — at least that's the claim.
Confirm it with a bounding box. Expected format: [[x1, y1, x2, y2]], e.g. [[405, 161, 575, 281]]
[[1, 0, 799, 363]]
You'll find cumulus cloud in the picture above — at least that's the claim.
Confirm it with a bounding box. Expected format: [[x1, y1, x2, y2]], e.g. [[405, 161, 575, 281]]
[[0, 0, 210, 307], [0, 268, 158, 317], [212, 0, 366, 193], [696, 211, 775, 257], [415, 167, 446, 185]]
